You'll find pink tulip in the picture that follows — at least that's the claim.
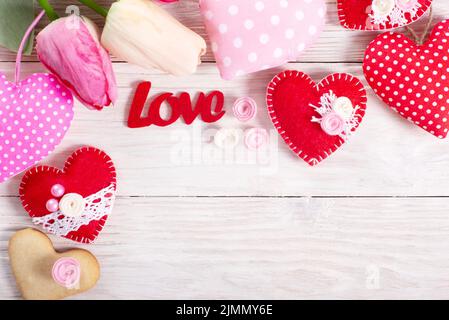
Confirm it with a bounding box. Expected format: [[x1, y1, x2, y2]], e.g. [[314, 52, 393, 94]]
[[36, 15, 117, 110]]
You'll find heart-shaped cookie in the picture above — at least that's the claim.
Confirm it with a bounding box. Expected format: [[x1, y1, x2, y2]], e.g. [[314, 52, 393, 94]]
[[20, 146, 117, 243], [338, 0, 432, 30], [200, 0, 326, 80], [363, 20, 449, 139], [9, 228, 100, 300], [0, 72, 74, 183], [267, 71, 367, 166]]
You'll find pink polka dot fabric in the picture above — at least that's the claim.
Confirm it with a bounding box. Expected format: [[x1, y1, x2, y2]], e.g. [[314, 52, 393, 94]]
[[0, 72, 74, 183], [200, 0, 326, 80]]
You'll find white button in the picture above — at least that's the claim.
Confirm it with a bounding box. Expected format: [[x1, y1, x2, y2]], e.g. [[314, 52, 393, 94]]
[[59, 193, 85, 217], [332, 97, 354, 120]]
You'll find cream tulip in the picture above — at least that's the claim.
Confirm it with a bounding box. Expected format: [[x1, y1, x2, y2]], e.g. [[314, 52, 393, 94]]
[[101, 0, 207, 76]]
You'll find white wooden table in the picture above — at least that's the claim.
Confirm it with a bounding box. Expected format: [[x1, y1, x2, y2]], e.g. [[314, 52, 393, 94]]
[[1, 0, 449, 299]]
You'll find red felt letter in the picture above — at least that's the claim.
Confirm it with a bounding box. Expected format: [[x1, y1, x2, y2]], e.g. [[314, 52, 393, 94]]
[[128, 81, 152, 128], [128, 81, 225, 128], [200, 91, 225, 123], [179, 92, 202, 125], [148, 93, 181, 127]]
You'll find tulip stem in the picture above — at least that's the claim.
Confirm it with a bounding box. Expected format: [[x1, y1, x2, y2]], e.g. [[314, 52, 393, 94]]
[[37, 0, 59, 21], [77, 0, 109, 17]]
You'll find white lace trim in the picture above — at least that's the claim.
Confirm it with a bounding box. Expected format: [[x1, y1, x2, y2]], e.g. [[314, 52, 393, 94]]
[[370, 2, 421, 28], [310, 90, 361, 141], [32, 184, 116, 237]]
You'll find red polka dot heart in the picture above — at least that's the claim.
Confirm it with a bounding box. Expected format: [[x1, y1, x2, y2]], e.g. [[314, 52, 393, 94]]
[[0, 73, 74, 182], [363, 20, 449, 139]]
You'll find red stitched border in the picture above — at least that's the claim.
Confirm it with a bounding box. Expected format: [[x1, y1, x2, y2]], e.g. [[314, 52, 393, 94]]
[[266, 71, 367, 166], [19, 146, 117, 244]]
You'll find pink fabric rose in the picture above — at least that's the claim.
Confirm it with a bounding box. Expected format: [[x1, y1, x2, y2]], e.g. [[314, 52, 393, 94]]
[[320, 112, 345, 136], [395, 0, 419, 11], [52, 257, 81, 289]]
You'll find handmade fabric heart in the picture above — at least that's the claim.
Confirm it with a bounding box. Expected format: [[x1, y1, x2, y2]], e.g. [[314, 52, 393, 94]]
[[9, 228, 100, 300], [338, 0, 433, 30], [363, 20, 449, 139], [0, 73, 74, 183], [266, 71, 367, 166], [19, 146, 117, 243], [199, 0, 326, 80]]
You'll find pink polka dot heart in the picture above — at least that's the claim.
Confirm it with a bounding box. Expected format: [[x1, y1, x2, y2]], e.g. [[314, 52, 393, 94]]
[[363, 20, 449, 139], [200, 0, 326, 80], [0, 73, 74, 183]]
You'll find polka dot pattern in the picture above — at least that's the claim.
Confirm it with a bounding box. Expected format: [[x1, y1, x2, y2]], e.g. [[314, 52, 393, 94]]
[[0, 73, 74, 182], [200, 0, 326, 80], [337, 0, 432, 31], [363, 20, 449, 139]]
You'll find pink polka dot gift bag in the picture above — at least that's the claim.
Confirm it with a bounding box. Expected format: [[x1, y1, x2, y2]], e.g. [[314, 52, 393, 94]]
[[0, 11, 74, 183], [199, 0, 326, 80]]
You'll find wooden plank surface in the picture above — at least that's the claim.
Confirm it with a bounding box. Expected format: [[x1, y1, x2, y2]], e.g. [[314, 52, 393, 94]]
[[1, 0, 449, 300], [1, 62, 448, 197], [2, 197, 449, 299]]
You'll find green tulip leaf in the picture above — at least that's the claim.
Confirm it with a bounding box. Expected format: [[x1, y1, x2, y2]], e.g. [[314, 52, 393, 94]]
[[0, 0, 35, 55]]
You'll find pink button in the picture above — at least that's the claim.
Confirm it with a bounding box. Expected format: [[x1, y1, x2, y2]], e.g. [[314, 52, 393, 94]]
[[46, 198, 59, 213], [51, 184, 65, 198]]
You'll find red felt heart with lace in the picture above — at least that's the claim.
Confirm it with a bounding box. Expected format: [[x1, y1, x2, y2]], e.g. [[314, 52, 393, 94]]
[[19, 146, 117, 243], [363, 20, 449, 139], [337, 0, 432, 30], [266, 71, 367, 166]]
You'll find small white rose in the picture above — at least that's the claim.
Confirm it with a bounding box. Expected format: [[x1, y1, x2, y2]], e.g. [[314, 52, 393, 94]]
[[214, 128, 240, 149], [332, 96, 354, 120], [59, 193, 85, 217], [372, 0, 395, 17]]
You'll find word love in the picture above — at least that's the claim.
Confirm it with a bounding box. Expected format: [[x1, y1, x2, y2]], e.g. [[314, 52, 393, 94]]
[[128, 82, 225, 128]]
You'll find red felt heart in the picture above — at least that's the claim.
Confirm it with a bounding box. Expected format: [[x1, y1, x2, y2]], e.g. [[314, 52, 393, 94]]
[[266, 71, 367, 166], [338, 0, 432, 30], [363, 20, 449, 139], [19, 146, 117, 243]]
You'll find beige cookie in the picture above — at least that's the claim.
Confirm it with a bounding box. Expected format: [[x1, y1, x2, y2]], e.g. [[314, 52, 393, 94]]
[[8, 228, 100, 300]]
